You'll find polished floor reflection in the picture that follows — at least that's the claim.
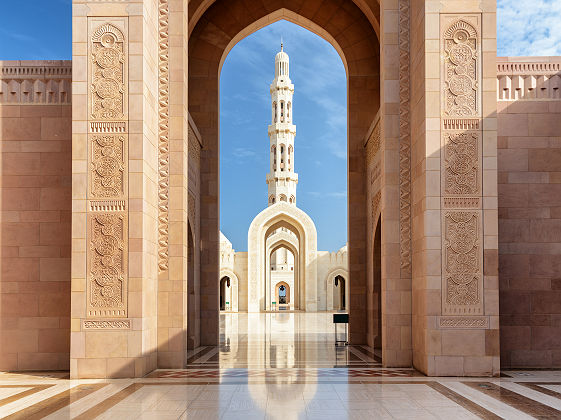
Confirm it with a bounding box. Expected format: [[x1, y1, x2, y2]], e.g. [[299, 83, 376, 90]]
[[1, 313, 561, 419]]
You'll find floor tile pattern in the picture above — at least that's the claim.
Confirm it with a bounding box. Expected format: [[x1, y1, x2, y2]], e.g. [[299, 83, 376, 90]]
[[1, 313, 561, 419]]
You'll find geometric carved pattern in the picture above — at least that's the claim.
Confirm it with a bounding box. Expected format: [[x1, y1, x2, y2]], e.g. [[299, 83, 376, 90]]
[[372, 191, 381, 224], [398, 0, 411, 275], [439, 316, 488, 329], [90, 134, 126, 197], [443, 19, 479, 117], [365, 119, 380, 166], [90, 24, 126, 120], [83, 319, 131, 330], [87, 20, 128, 318], [158, 0, 170, 273], [444, 131, 479, 195], [88, 213, 127, 316], [443, 211, 482, 314], [441, 16, 483, 317]]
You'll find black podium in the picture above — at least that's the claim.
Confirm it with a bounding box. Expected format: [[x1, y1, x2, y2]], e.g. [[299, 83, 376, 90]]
[[333, 313, 349, 346]]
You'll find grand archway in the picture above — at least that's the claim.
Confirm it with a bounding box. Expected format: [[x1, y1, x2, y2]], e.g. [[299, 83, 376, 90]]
[[189, 1, 381, 346], [248, 203, 317, 312]]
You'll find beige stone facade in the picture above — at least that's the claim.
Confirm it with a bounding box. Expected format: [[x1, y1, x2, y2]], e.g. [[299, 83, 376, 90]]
[[0, 0, 560, 378]]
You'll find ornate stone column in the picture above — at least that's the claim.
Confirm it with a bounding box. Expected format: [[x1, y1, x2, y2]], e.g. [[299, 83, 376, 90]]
[[71, 0, 160, 378], [409, 0, 499, 376]]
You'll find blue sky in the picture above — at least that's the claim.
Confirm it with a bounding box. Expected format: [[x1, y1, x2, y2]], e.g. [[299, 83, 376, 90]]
[[1, 1, 559, 250]]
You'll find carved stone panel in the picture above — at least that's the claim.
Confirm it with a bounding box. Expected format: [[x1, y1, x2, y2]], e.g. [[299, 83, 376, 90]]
[[443, 211, 483, 315], [441, 16, 481, 118], [89, 24, 126, 120], [87, 213, 128, 317], [87, 19, 128, 318], [90, 134, 126, 198], [440, 15, 483, 319], [443, 131, 480, 196]]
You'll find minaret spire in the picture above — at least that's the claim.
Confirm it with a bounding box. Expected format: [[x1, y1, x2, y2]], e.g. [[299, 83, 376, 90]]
[[266, 44, 298, 206]]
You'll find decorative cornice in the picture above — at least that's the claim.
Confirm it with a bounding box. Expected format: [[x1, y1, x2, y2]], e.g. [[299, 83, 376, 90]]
[[497, 58, 561, 101], [0, 61, 72, 104]]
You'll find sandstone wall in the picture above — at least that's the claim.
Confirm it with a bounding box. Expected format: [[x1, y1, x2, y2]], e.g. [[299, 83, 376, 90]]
[[0, 61, 72, 370], [497, 57, 561, 368]]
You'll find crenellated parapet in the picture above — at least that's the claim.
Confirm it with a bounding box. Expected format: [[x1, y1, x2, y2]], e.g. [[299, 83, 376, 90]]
[[0, 60, 72, 104], [497, 57, 561, 100]]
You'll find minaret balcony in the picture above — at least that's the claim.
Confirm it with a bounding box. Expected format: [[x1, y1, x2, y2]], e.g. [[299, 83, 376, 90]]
[[266, 173, 298, 183], [268, 123, 296, 134]]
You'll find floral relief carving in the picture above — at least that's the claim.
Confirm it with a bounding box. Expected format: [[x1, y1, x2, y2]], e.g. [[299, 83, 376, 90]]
[[90, 24, 125, 120], [444, 211, 481, 310], [90, 134, 125, 198], [88, 213, 127, 316], [443, 20, 478, 117], [444, 131, 479, 195], [87, 20, 128, 319]]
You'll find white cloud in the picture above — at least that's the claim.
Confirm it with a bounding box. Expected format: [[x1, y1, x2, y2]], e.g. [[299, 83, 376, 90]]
[[308, 191, 346, 199], [498, 0, 561, 56], [232, 147, 257, 158]]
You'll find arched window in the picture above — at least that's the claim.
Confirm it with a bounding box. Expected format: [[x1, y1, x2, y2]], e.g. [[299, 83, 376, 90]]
[[273, 102, 277, 123], [289, 195, 295, 204], [279, 194, 287, 202], [288, 145, 293, 170], [280, 101, 284, 122], [269, 195, 275, 204], [287, 102, 291, 122]]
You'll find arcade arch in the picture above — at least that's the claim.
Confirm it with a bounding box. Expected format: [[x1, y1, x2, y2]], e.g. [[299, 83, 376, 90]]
[[248, 202, 317, 312], [219, 269, 239, 312], [189, 0, 381, 345], [326, 267, 350, 311]]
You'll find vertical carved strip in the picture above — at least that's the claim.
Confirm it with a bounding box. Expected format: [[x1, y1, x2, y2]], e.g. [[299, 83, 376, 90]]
[[441, 15, 483, 316], [398, 0, 411, 276], [87, 20, 128, 318], [158, 0, 170, 273]]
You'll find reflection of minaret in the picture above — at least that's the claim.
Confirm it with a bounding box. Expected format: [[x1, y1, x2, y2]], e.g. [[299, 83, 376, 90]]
[[266, 43, 298, 206]]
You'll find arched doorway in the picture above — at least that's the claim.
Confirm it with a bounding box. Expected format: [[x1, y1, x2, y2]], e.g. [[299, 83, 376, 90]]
[[219, 269, 239, 312], [372, 218, 382, 351], [275, 281, 290, 307], [334, 275, 346, 310], [220, 276, 230, 311], [190, 1, 380, 345], [248, 203, 317, 312], [326, 268, 349, 312], [187, 222, 199, 350]]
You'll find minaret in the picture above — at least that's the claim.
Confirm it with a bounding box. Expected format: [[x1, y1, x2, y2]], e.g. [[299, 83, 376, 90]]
[[266, 43, 298, 206]]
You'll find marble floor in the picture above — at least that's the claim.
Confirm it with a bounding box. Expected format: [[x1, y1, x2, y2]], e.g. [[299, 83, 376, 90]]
[[1, 313, 561, 419]]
